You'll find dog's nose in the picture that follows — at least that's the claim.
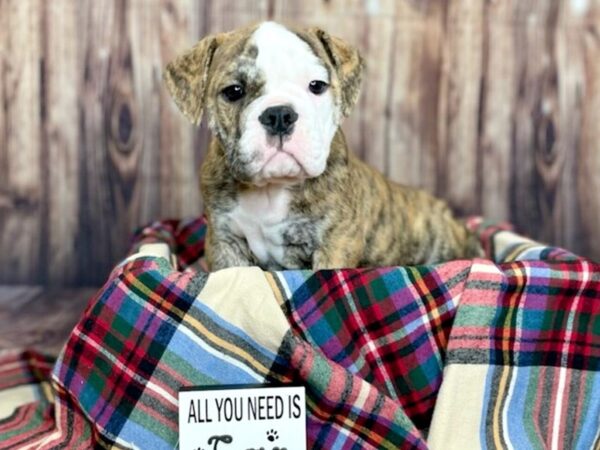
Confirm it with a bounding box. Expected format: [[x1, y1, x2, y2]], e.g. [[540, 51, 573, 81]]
[[259, 105, 298, 136]]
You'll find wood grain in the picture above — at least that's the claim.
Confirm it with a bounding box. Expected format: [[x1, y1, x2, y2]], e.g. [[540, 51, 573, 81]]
[[75, 0, 125, 285], [43, 1, 80, 284], [0, 0, 43, 283], [0, 285, 95, 355], [438, 0, 484, 214], [1, 0, 599, 287], [579, 1, 600, 260], [479, 0, 515, 222], [386, 2, 445, 191]]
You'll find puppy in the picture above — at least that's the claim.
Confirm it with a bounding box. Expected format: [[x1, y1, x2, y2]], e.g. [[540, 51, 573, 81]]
[[164, 22, 482, 270]]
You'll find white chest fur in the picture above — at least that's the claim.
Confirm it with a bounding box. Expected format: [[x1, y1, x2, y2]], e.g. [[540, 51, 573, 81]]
[[227, 185, 292, 267]]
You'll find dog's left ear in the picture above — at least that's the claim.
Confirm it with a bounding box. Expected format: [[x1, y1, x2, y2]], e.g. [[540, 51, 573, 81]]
[[163, 35, 221, 125], [304, 27, 364, 117]]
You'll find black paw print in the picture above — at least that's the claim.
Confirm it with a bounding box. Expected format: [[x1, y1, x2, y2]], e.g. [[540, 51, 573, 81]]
[[266, 429, 279, 442]]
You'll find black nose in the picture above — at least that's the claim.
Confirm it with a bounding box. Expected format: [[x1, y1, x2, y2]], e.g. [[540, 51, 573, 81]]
[[258, 105, 298, 136]]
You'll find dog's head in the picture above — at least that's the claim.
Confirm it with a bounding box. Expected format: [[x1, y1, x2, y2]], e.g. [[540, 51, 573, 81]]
[[164, 22, 363, 185]]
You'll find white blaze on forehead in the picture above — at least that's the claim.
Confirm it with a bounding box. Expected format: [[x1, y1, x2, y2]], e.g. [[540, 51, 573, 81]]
[[251, 22, 329, 91]]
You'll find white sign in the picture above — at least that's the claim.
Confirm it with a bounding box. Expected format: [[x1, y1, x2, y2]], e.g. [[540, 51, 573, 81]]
[[179, 385, 306, 450]]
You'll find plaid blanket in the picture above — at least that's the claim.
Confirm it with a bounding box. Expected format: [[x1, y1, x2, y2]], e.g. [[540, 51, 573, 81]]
[[1, 217, 599, 449]]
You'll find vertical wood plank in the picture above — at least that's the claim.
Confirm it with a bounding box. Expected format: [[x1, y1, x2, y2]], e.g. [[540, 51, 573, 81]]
[[75, 0, 123, 284], [158, 0, 203, 219], [387, 1, 445, 191], [511, 1, 564, 245], [0, 2, 7, 217], [129, 0, 161, 226], [579, 1, 600, 261], [551, 1, 586, 254], [0, 0, 43, 283], [437, 0, 484, 214], [478, 0, 515, 222], [104, 0, 143, 245], [43, 0, 80, 284]]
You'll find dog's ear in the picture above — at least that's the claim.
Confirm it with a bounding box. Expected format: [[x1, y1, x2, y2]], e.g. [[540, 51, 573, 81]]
[[164, 35, 220, 125], [305, 27, 364, 116]]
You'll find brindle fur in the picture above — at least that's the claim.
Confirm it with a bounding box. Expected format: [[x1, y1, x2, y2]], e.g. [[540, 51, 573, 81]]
[[201, 130, 482, 270], [165, 23, 483, 271]]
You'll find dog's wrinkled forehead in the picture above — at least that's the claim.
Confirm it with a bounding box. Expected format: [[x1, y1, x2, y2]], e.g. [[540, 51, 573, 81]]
[[208, 22, 329, 96], [250, 22, 329, 91]]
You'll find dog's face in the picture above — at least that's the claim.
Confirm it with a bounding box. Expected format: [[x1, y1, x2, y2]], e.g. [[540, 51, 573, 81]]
[[164, 22, 363, 185]]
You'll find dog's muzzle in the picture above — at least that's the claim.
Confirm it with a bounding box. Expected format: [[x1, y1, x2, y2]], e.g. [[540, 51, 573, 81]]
[[258, 105, 298, 137]]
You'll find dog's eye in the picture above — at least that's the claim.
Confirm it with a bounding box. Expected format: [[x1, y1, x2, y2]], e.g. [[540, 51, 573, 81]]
[[221, 84, 245, 102], [308, 80, 328, 95]]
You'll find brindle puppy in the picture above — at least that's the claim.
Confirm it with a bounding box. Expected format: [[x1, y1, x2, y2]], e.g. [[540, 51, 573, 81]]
[[164, 22, 482, 270]]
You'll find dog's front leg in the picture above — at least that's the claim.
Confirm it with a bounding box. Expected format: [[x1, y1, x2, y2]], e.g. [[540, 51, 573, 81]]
[[205, 223, 256, 271]]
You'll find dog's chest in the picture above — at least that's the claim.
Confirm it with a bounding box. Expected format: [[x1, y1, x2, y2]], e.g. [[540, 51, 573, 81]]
[[227, 186, 296, 267]]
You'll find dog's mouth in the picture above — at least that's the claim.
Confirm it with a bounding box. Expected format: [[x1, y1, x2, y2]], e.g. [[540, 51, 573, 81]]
[[254, 150, 307, 185]]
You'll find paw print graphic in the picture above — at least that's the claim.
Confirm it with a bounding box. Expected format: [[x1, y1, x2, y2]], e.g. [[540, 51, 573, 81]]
[[266, 429, 279, 442]]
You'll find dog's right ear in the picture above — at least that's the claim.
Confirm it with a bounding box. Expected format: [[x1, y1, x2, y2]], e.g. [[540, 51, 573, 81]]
[[303, 27, 364, 117], [164, 35, 220, 126]]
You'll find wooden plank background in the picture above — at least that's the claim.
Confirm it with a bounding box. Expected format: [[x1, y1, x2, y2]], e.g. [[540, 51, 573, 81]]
[[1, 0, 599, 286]]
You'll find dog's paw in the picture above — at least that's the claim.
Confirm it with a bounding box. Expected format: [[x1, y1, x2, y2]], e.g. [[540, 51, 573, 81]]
[[266, 429, 279, 442]]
